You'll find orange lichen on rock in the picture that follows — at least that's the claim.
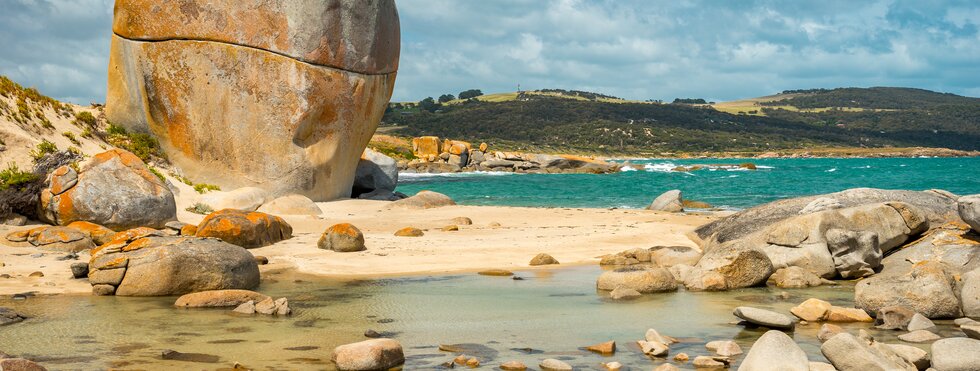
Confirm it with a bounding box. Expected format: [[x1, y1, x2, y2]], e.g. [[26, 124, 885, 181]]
[[195, 209, 293, 248]]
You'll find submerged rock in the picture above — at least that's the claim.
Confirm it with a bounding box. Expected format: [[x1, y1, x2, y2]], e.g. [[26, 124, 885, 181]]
[[0, 307, 27, 326], [539, 359, 572, 371], [585, 340, 615, 354], [693, 248, 774, 290], [897, 330, 941, 343], [38, 149, 177, 229], [195, 209, 293, 248], [174, 290, 269, 308], [732, 306, 795, 330], [768, 266, 829, 288], [0, 358, 47, 371], [331, 339, 404, 371], [609, 287, 642, 300]]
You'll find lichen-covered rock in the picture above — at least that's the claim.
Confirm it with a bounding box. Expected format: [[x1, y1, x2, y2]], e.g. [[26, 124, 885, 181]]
[[256, 194, 322, 216], [38, 149, 176, 229], [107, 0, 400, 201], [387, 191, 455, 209], [393, 227, 424, 237], [353, 148, 399, 198], [88, 235, 259, 296], [529, 253, 559, 266], [66, 221, 116, 246], [412, 136, 441, 158], [318, 223, 366, 252], [4, 226, 95, 252], [195, 209, 293, 248]]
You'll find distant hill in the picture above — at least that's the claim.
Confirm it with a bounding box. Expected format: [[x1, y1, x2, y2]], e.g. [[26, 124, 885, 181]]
[[383, 87, 980, 154]]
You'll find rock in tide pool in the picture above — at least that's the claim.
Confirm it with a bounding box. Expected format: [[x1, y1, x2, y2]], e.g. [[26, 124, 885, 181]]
[[897, 330, 941, 343], [962, 324, 980, 340], [603, 361, 622, 371], [733, 307, 795, 330], [817, 324, 844, 343], [885, 343, 930, 370], [737, 330, 808, 371], [353, 148, 399, 199], [599, 248, 651, 266], [692, 356, 727, 368], [790, 298, 832, 322], [958, 195, 980, 232], [585, 340, 615, 354], [318, 223, 366, 252], [706, 340, 742, 357], [596, 266, 677, 293], [174, 290, 270, 308], [88, 235, 259, 296], [767, 266, 829, 288], [647, 190, 684, 212], [529, 253, 559, 266], [0, 358, 47, 371], [655, 364, 680, 371], [693, 248, 774, 290], [393, 227, 424, 237], [500, 361, 527, 370], [823, 307, 873, 322], [256, 194, 322, 216], [331, 339, 404, 371], [931, 338, 980, 371], [876, 306, 917, 330], [195, 209, 293, 248], [539, 359, 572, 371], [609, 286, 642, 300], [38, 149, 177, 229], [0, 307, 28, 326], [821, 333, 917, 371], [107, 0, 400, 201], [388, 191, 455, 209], [477, 269, 513, 277], [638, 340, 669, 356], [906, 313, 936, 332]]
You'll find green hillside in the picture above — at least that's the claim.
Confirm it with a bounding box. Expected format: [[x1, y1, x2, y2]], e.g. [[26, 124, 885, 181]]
[[382, 88, 980, 154]]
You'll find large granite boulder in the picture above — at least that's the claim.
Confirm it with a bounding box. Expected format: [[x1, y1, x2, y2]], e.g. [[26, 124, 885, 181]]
[[855, 223, 980, 318], [195, 209, 293, 248], [596, 266, 678, 293], [106, 0, 400, 201], [694, 188, 959, 248], [647, 190, 683, 212], [37, 149, 176, 229], [387, 191, 455, 209], [88, 233, 259, 296], [931, 338, 980, 371], [689, 248, 774, 290], [737, 330, 809, 371], [352, 148, 399, 198], [959, 195, 980, 232]]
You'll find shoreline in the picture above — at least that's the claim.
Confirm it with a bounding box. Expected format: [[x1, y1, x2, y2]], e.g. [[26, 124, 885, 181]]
[[1, 200, 717, 296]]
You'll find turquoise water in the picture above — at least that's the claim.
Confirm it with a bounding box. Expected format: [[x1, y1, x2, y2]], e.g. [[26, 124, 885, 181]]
[[397, 157, 980, 209]]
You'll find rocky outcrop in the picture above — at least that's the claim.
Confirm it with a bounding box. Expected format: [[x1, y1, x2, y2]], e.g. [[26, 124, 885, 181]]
[[402, 137, 619, 174], [106, 0, 400, 201], [353, 148, 399, 199], [38, 149, 176, 229], [88, 234, 259, 296], [256, 194, 322, 216], [648, 190, 683, 212], [195, 209, 293, 248], [694, 188, 959, 248]]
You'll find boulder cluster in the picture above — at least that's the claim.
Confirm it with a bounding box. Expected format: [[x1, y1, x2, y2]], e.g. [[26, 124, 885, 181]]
[[401, 136, 620, 174]]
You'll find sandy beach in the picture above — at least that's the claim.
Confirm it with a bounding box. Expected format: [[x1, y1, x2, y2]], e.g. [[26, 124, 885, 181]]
[[0, 199, 716, 295]]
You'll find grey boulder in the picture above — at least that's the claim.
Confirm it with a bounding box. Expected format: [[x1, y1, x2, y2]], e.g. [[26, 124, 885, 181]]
[[648, 190, 683, 212], [596, 266, 677, 293], [957, 194, 980, 232], [931, 338, 980, 371], [352, 148, 399, 198], [737, 330, 809, 371], [733, 307, 795, 330]]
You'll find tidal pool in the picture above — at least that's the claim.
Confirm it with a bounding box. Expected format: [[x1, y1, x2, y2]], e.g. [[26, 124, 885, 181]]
[[0, 266, 948, 370]]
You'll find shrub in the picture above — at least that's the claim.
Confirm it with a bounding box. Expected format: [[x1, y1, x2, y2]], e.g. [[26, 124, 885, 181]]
[[148, 167, 166, 183], [62, 131, 80, 145], [106, 123, 127, 136], [30, 140, 58, 162], [194, 183, 220, 194], [73, 111, 97, 127], [0, 163, 37, 191], [107, 129, 166, 162], [169, 172, 193, 186], [185, 203, 214, 215]]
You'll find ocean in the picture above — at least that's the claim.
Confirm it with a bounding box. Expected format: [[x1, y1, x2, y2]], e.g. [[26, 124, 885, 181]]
[[396, 157, 980, 209]]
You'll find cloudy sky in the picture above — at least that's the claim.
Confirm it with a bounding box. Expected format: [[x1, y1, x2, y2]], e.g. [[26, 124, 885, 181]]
[[1, 0, 978, 104]]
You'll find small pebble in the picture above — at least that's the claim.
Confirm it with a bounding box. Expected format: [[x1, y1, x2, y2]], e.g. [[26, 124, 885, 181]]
[[29, 271, 44, 278], [674, 353, 689, 362]]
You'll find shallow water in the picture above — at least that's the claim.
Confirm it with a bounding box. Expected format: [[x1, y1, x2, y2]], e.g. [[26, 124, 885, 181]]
[[0, 266, 953, 370], [396, 157, 980, 209]]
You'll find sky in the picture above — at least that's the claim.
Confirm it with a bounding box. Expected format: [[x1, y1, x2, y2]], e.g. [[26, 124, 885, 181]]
[[1, 0, 978, 104]]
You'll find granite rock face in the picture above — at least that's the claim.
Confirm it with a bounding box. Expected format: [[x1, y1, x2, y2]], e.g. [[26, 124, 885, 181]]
[[106, 0, 400, 201]]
